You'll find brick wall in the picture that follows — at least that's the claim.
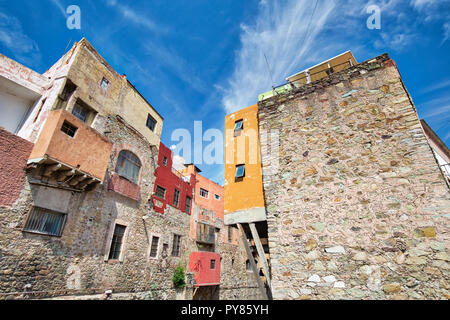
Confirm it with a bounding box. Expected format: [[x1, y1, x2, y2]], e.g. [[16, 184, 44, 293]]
[[258, 54, 450, 300]]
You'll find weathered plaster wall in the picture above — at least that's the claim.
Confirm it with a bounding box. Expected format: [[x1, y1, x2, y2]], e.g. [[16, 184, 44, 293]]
[[259, 54, 450, 300], [0, 128, 33, 207]]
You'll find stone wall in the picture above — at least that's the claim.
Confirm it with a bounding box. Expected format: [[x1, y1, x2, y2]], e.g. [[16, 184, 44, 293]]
[[0, 116, 190, 300], [258, 54, 450, 300]]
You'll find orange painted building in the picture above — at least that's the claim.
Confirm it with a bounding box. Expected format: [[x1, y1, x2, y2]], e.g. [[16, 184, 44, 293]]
[[224, 104, 266, 225]]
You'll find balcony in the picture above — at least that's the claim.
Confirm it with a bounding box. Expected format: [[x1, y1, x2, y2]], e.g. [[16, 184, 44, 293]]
[[196, 223, 215, 245], [188, 252, 221, 287], [27, 109, 112, 191]]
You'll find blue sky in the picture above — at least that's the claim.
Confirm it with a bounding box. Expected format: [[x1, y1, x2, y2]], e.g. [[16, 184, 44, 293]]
[[0, 0, 449, 185]]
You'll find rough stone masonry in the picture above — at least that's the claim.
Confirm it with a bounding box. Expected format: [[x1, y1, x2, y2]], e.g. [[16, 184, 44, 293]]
[[258, 53, 450, 300]]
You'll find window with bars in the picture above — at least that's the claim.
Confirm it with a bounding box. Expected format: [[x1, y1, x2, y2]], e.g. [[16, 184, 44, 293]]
[[149, 236, 159, 258], [172, 234, 182, 257], [210, 259, 216, 270], [173, 189, 180, 207], [199, 188, 209, 198], [23, 207, 66, 237], [146, 114, 157, 132], [61, 120, 78, 137], [115, 150, 141, 184], [162, 156, 168, 167], [155, 185, 166, 199], [72, 103, 88, 123], [185, 196, 192, 214], [108, 224, 126, 260]]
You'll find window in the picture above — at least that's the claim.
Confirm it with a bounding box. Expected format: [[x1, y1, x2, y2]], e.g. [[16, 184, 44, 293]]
[[228, 226, 233, 242], [61, 120, 78, 137], [214, 194, 220, 200], [173, 189, 180, 207], [72, 103, 88, 122], [234, 119, 243, 131], [100, 77, 110, 89], [246, 259, 251, 270], [150, 236, 159, 258], [185, 196, 192, 214], [200, 188, 209, 198], [115, 150, 141, 184], [162, 156, 168, 167], [108, 224, 126, 260], [23, 207, 66, 237], [235, 164, 245, 178], [155, 185, 166, 199], [172, 234, 182, 257], [210, 259, 216, 270], [146, 114, 157, 132]]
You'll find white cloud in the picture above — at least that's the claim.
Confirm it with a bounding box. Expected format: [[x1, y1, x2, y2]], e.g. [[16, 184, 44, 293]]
[[49, 0, 67, 17], [442, 22, 450, 45], [0, 10, 41, 68], [221, 0, 336, 113], [104, 0, 169, 34]]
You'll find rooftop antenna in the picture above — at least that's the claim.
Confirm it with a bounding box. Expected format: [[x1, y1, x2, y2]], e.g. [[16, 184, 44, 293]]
[[264, 53, 276, 95]]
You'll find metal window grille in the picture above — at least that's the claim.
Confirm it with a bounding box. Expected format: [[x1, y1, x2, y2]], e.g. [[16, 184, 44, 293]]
[[108, 224, 126, 260], [150, 236, 159, 257], [115, 150, 141, 184], [24, 207, 66, 237], [185, 196, 192, 213], [61, 120, 78, 137], [173, 189, 180, 207], [72, 103, 87, 122], [200, 188, 209, 198], [146, 114, 157, 132], [155, 185, 166, 199], [172, 234, 181, 257]]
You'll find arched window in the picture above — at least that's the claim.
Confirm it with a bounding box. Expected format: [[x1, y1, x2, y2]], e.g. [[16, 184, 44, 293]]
[[115, 150, 141, 184]]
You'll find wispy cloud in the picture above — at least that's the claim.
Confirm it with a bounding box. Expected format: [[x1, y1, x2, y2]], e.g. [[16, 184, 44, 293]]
[[104, 0, 169, 34], [442, 22, 450, 45], [0, 10, 41, 68], [419, 79, 450, 95], [221, 0, 336, 113], [49, 0, 67, 18], [421, 104, 450, 119]]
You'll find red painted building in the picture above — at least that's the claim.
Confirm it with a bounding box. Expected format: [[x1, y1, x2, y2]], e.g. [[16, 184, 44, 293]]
[[188, 252, 221, 287], [151, 143, 195, 215]]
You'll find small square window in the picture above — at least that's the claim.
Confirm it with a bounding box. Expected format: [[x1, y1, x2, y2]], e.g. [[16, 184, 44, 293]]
[[162, 156, 168, 167], [61, 120, 78, 137], [235, 164, 245, 178], [146, 114, 157, 132], [210, 259, 216, 270], [200, 188, 209, 198], [155, 185, 166, 199], [214, 194, 220, 200], [234, 120, 243, 131], [100, 77, 110, 89]]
